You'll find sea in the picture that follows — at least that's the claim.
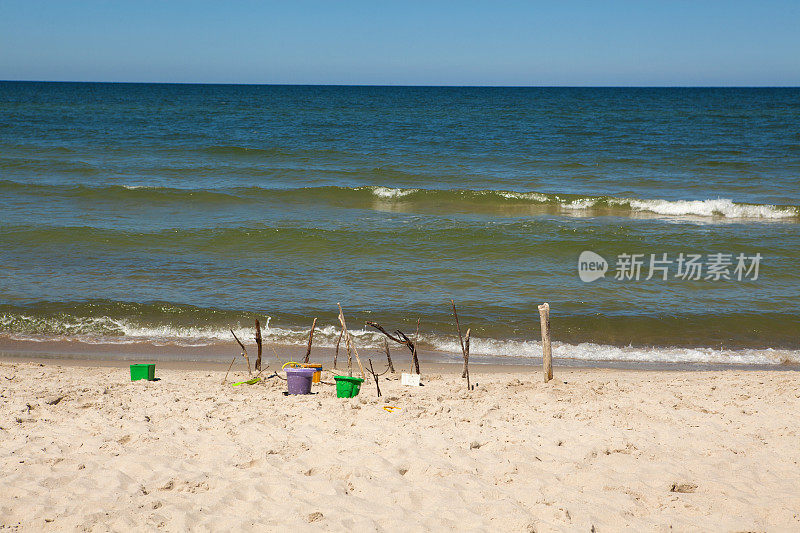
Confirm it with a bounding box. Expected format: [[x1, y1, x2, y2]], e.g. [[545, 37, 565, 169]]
[[1, 82, 798, 365]]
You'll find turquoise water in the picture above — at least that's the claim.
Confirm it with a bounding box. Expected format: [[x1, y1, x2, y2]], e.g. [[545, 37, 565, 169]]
[[1, 82, 799, 364]]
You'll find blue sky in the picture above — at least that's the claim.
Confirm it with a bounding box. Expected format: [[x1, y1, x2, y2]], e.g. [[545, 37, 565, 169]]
[[1, 1, 798, 86]]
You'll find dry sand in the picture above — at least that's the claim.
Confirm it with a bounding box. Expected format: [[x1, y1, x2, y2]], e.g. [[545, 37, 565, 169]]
[[1, 359, 799, 531]]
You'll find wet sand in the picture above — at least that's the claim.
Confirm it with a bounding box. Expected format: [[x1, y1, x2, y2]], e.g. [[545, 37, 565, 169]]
[[2, 336, 796, 372]]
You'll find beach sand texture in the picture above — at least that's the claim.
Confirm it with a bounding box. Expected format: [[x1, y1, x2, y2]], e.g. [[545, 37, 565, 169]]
[[1, 361, 799, 531]]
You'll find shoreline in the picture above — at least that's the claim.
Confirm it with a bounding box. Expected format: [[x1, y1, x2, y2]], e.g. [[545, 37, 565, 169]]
[[2, 337, 799, 373]]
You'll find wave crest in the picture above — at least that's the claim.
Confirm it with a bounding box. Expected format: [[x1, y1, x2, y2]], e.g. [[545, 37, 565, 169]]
[[2, 180, 797, 221], [364, 186, 798, 220]]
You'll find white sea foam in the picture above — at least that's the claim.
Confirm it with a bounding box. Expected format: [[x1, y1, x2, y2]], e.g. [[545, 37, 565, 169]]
[[426, 336, 798, 365], [363, 185, 797, 220], [369, 186, 419, 199], [612, 197, 795, 219], [537, 194, 795, 220], [495, 191, 551, 202], [3, 314, 798, 365], [0, 314, 386, 349]]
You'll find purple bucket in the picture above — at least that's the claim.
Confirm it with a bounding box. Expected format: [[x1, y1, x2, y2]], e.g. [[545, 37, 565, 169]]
[[285, 367, 316, 395]]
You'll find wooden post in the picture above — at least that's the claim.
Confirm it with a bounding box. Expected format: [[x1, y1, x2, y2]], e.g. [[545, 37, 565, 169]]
[[384, 339, 395, 373], [303, 317, 317, 363], [254, 319, 263, 372], [538, 303, 552, 382]]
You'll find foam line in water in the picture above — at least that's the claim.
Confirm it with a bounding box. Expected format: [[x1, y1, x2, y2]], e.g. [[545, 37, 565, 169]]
[[364, 186, 798, 220], [426, 336, 798, 365], [2, 180, 797, 221], [2, 313, 798, 365]]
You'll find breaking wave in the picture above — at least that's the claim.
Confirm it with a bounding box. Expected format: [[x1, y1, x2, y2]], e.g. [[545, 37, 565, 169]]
[[363, 187, 799, 220], [2, 311, 798, 366], [2, 180, 797, 221]]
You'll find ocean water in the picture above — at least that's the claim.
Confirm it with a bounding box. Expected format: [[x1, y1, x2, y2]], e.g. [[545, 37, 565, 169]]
[[1, 82, 799, 365]]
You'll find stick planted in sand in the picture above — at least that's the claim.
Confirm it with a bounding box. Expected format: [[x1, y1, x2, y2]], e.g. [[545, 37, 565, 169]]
[[450, 300, 468, 379], [366, 358, 390, 397], [303, 317, 317, 363], [464, 328, 471, 390], [370, 360, 381, 397], [366, 321, 420, 375], [222, 356, 236, 384], [333, 328, 343, 369], [383, 339, 395, 373], [255, 319, 263, 372], [538, 303, 553, 382], [413, 318, 420, 374], [337, 304, 364, 379], [230, 329, 252, 376]]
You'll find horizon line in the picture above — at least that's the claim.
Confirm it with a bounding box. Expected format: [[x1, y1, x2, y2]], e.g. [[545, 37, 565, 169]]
[[2, 79, 799, 89]]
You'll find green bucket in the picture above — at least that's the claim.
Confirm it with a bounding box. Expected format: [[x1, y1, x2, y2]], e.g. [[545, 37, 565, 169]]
[[334, 375, 364, 398], [130, 363, 156, 381]]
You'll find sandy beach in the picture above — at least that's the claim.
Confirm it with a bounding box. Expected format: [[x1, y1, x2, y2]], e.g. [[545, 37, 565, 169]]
[[2, 358, 798, 532], [4, 4, 800, 531]]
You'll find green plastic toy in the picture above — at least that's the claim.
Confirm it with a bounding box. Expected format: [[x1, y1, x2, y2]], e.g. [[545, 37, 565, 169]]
[[232, 377, 261, 386], [130, 364, 155, 381]]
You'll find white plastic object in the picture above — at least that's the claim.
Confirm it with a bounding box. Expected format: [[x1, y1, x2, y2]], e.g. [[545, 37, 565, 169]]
[[401, 373, 421, 386]]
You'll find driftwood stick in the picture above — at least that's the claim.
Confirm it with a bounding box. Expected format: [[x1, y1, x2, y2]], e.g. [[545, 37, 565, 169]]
[[222, 356, 236, 384], [464, 327, 471, 390], [538, 303, 553, 382], [230, 329, 252, 375], [384, 339, 395, 373], [253, 363, 270, 379], [254, 319, 263, 372], [346, 333, 353, 376], [366, 358, 390, 397], [368, 359, 382, 397], [366, 321, 420, 374], [366, 321, 405, 344], [450, 300, 467, 378], [303, 317, 317, 363], [334, 328, 343, 369], [338, 304, 365, 379], [412, 318, 421, 375], [351, 337, 364, 379], [338, 305, 352, 376]]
